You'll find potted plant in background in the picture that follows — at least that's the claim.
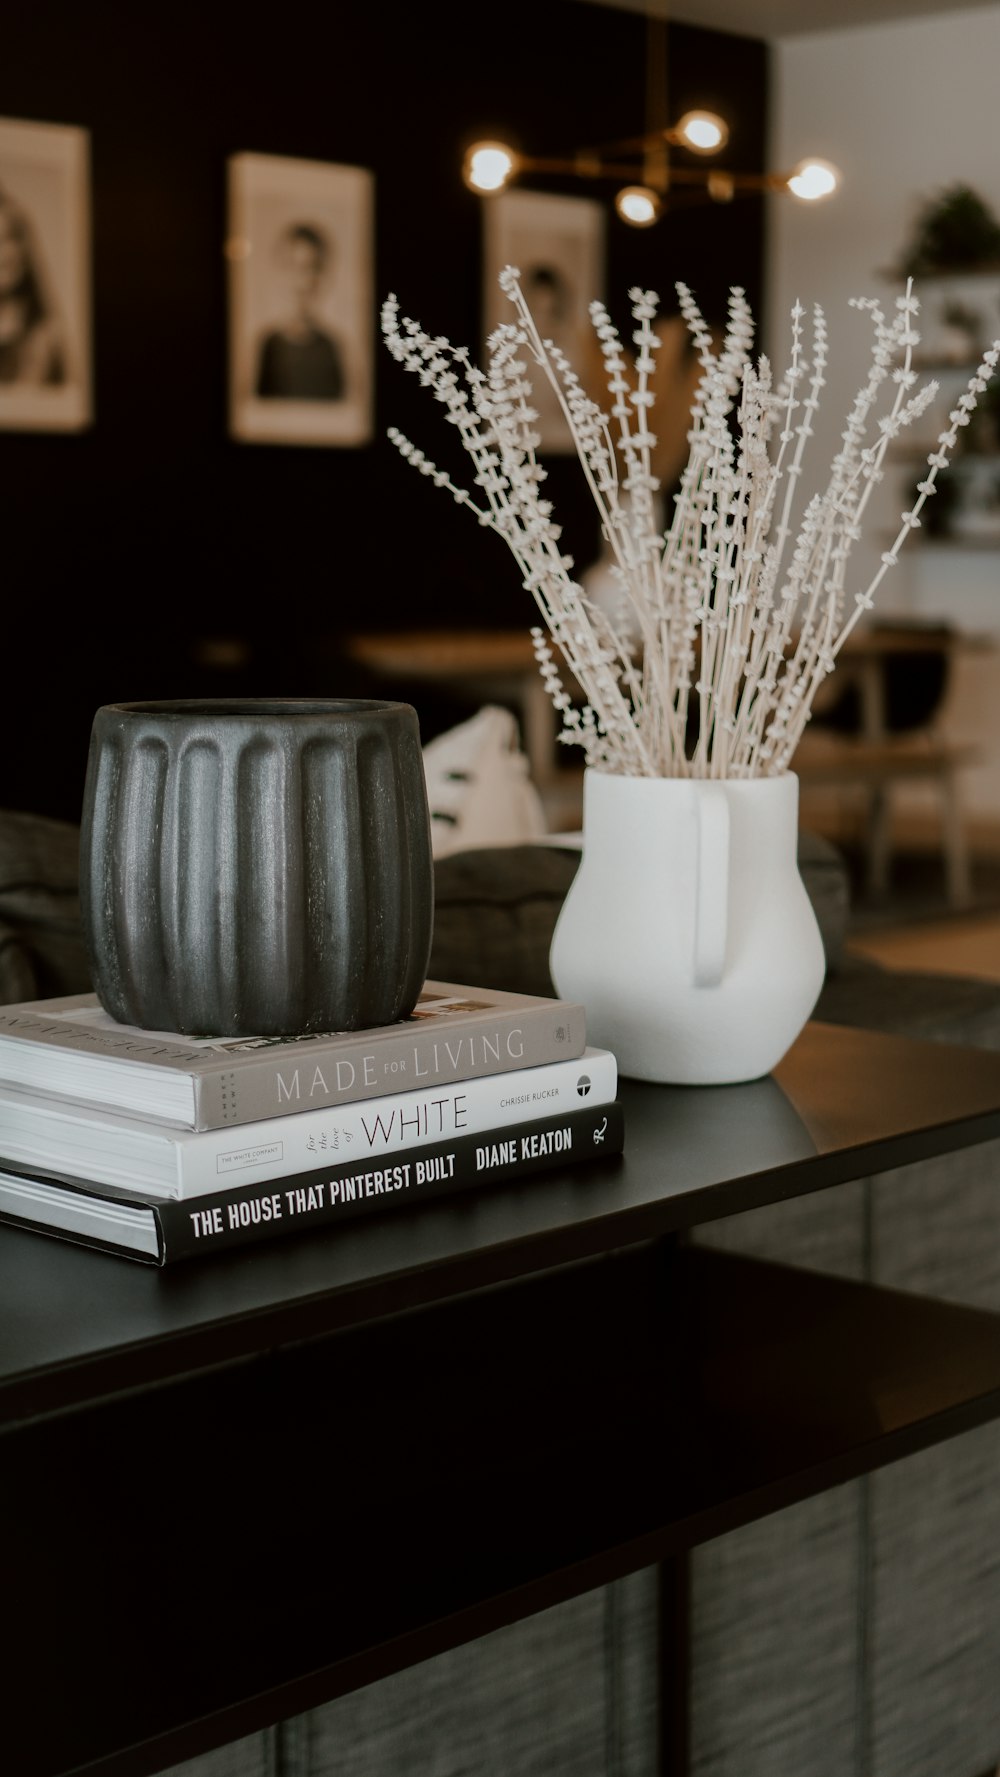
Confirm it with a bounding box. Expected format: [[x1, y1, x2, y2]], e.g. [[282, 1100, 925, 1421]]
[[938, 297, 983, 366], [891, 185, 1000, 544], [899, 183, 1000, 280], [381, 271, 999, 1083]]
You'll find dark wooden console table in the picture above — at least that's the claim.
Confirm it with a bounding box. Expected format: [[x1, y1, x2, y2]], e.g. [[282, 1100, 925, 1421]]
[[6, 1020, 1000, 1777]]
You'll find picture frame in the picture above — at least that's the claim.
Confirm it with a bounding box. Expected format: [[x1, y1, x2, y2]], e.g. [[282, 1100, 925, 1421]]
[[227, 152, 374, 448], [0, 117, 91, 433], [482, 189, 606, 454]]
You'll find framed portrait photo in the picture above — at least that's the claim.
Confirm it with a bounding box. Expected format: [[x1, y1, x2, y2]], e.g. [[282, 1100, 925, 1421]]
[[0, 117, 91, 432], [482, 189, 606, 454], [227, 152, 374, 448]]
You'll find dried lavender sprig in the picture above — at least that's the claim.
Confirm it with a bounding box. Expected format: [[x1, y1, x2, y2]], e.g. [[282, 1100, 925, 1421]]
[[771, 341, 1000, 771], [385, 295, 652, 772], [382, 275, 1000, 781]]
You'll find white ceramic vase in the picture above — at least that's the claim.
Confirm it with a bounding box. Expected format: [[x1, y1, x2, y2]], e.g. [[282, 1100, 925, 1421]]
[[549, 768, 826, 1085]]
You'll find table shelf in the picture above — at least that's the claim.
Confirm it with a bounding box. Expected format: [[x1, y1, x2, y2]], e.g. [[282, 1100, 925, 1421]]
[[9, 1243, 1000, 1777], [6, 1023, 1000, 1431], [8, 1021, 1000, 1776]]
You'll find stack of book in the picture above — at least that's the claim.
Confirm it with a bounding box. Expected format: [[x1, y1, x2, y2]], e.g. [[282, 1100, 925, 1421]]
[[0, 980, 624, 1264]]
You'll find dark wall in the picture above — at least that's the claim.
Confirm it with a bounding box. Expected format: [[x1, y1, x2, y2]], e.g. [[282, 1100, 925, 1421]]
[[1, 0, 768, 820]]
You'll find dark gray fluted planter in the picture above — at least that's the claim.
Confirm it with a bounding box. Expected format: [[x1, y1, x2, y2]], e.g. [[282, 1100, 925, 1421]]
[[79, 699, 434, 1036]]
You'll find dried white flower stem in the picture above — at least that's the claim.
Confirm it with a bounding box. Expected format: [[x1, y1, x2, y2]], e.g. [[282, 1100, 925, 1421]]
[[382, 274, 1000, 779]]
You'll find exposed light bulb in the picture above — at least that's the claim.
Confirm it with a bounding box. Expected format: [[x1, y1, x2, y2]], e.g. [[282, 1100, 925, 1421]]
[[787, 158, 839, 201], [463, 141, 517, 194], [676, 110, 729, 153], [615, 186, 662, 227]]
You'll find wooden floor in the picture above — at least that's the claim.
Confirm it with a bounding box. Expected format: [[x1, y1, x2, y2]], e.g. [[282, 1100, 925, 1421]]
[[847, 911, 1000, 983]]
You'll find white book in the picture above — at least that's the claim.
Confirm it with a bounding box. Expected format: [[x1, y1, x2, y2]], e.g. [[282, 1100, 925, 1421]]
[[0, 1048, 617, 1199]]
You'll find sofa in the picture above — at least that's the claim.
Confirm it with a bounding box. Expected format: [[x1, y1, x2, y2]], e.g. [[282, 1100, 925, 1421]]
[[5, 807, 1000, 1777]]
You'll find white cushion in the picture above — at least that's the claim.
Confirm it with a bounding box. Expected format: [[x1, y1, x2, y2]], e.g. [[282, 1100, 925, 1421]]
[[422, 704, 548, 858]]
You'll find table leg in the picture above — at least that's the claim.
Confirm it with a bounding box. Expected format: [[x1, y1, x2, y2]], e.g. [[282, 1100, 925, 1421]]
[[866, 784, 893, 900], [941, 766, 973, 908], [521, 671, 559, 791], [857, 655, 888, 745], [655, 1233, 691, 1775], [658, 1554, 691, 1776]]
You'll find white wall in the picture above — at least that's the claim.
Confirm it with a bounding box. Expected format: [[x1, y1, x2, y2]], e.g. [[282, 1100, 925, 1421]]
[[767, 4, 1000, 823]]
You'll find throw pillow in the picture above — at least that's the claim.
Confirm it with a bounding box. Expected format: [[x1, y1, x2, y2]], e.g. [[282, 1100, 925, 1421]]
[[430, 832, 850, 1000], [422, 704, 548, 859]]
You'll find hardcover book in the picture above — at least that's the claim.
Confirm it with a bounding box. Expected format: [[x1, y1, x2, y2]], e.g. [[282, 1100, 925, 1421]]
[[0, 1099, 626, 1265], [0, 1047, 618, 1197], [0, 980, 587, 1131]]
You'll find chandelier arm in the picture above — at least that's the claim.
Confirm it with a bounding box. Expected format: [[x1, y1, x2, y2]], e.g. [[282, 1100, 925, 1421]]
[[507, 155, 796, 192]]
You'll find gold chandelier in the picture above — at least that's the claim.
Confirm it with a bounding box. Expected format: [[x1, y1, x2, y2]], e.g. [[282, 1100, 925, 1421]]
[[461, 18, 838, 227]]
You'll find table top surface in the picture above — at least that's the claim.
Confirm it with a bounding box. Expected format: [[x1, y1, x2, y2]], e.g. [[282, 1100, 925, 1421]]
[[344, 624, 997, 676], [5, 1018, 1000, 1428], [345, 628, 542, 676]]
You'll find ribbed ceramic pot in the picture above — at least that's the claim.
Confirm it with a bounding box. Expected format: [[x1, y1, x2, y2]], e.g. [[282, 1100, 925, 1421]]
[[79, 699, 434, 1037]]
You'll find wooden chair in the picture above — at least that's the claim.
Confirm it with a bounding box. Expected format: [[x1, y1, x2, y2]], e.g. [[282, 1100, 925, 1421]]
[[798, 623, 975, 907]]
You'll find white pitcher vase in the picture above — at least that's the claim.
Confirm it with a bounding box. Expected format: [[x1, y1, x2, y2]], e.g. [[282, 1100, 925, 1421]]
[[549, 769, 825, 1085]]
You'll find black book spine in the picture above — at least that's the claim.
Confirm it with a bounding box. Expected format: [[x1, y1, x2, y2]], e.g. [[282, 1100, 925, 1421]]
[[153, 1101, 625, 1263]]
